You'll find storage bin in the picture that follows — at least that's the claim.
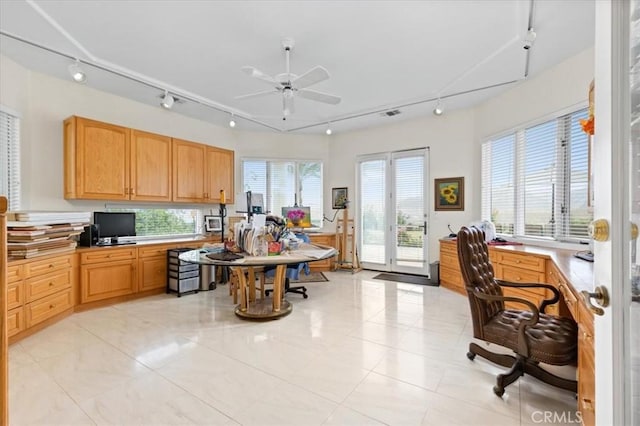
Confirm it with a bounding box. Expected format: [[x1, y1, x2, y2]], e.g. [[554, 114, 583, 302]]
[[167, 248, 200, 297]]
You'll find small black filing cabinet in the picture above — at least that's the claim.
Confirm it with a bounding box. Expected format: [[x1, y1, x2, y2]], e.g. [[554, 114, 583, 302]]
[[167, 248, 200, 297]]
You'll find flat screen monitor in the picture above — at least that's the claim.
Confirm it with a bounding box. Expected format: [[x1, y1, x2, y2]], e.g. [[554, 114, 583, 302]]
[[94, 212, 136, 244]]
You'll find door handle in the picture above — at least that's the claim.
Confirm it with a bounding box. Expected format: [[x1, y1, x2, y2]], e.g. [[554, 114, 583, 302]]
[[581, 285, 609, 316]]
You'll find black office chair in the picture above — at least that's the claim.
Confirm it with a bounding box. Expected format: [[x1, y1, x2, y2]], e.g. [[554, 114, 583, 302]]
[[264, 233, 310, 299]]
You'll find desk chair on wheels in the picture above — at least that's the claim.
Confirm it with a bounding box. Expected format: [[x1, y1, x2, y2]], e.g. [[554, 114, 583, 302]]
[[456, 226, 578, 397], [264, 233, 310, 299]]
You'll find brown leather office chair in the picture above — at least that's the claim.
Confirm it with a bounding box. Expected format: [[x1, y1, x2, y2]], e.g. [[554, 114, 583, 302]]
[[456, 226, 578, 397]]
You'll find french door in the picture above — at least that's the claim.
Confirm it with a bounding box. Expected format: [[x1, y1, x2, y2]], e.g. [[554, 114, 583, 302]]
[[357, 148, 429, 275]]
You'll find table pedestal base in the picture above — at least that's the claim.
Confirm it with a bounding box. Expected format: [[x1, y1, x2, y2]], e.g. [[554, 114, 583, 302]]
[[235, 299, 292, 320]]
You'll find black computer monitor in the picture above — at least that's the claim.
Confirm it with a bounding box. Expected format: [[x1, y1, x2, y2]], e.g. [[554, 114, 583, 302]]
[[93, 212, 136, 245]]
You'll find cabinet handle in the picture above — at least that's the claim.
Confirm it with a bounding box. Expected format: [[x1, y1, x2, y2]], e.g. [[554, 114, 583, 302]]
[[49, 282, 54, 286], [581, 398, 594, 411], [582, 331, 593, 342], [204, 192, 209, 198], [49, 264, 54, 268], [49, 304, 55, 309], [516, 260, 521, 264], [130, 188, 134, 196]]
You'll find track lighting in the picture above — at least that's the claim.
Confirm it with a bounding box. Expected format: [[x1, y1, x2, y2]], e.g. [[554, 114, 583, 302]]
[[433, 99, 444, 116], [229, 114, 236, 128], [325, 123, 332, 135], [160, 91, 174, 109], [68, 60, 86, 83]]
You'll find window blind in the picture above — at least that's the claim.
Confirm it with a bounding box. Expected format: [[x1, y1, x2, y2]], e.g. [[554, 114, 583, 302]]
[[394, 155, 424, 257], [482, 107, 592, 243], [359, 159, 387, 264], [0, 109, 21, 211], [106, 206, 202, 237], [241, 159, 324, 226]]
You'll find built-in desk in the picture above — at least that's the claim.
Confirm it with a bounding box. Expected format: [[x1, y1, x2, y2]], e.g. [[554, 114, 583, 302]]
[[439, 239, 595, 426]]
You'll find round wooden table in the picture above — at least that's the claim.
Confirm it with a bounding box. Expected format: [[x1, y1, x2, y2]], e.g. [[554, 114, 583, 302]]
[[179, 246, 336, 319]]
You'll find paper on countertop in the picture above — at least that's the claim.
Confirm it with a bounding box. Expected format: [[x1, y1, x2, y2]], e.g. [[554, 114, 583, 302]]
[[253, 214, 266, 229]]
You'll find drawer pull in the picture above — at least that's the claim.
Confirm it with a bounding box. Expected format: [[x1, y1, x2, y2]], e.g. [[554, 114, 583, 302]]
[[516, 260, 521, 264], [49, 282, 54, 286], [49, 264, 54, 268], [49, 304, 55, 309]]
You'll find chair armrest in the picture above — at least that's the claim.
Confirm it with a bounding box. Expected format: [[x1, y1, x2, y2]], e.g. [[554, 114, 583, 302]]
[[472, 289, 540, 357], [496, 280, 560, 314]]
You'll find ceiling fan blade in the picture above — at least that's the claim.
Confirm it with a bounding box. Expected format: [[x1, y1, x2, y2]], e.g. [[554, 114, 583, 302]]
[[297, 88, 341, 105], [291, 66, 329, 89], [235, 89, 279, 100], [241, 66, 280, 85]]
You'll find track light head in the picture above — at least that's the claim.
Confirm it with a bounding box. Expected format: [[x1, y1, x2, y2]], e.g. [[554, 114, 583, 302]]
[[160, 91, 174, 109], [433, 100, 444, 116], [68, 60, 86, 83], [325, 127, 332, 135], [229, 119, 236, 128]]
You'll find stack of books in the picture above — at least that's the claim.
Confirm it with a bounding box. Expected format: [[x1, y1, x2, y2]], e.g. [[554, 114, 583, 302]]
[[7, 211, 91, 258]]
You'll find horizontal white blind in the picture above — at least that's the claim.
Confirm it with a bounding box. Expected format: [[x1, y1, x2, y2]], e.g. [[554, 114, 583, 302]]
[[0, 109, 21, 210], [359, 159, 386, 264], [482, 107, 592, 243], [521, 119, 558, 238], [482, 133, 516, 235], [241, 159, 324, 227], [567, 110, 591, 238], [395, 155, 424, 258]]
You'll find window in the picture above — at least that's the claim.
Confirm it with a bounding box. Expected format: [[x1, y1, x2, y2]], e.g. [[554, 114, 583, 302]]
[[242, 159, 323, 227], [482, 108, 592, 242], [106, 207, 203, 238], [0, 107, 21, 210]]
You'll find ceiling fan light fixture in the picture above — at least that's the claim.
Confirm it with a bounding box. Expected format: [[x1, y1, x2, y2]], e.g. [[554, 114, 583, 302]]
[[160, 91, 174, 109], [68, 60, 86, 83]]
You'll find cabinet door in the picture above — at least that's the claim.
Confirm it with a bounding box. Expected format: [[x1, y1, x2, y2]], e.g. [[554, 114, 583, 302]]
[[67, 117, 130, 200], [205, 146, 234, 204], [130, 130, 172, 202], [81, 259, 137, 303], [139, 256, 169, 292], [172, 138, 206, 203]]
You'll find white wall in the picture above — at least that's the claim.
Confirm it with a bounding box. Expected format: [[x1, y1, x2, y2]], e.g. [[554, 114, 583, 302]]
[[1, 46, 594, 264]]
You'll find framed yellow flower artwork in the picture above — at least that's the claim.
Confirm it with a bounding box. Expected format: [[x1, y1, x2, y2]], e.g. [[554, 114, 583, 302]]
[[434, 177, 464, 211]]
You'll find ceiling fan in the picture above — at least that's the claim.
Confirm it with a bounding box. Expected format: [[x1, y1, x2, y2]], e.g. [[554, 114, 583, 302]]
[[236, 37, 341, 119]]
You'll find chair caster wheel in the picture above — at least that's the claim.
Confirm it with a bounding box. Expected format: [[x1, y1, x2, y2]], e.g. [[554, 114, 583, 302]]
[[493, 386, 505, 397], [467, 351, 476, 361], [303, 294, 308, 299]]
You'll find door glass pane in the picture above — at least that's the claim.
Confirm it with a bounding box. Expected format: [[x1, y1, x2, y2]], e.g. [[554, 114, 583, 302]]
[[394, 155, 425, 269], [359, 159, 386, 265]]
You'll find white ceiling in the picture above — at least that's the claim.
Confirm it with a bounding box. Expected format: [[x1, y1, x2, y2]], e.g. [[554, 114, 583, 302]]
[[0, 0, 595, 134]]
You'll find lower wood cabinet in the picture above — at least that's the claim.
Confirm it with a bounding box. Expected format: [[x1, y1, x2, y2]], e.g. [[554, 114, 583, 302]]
[[26, 289, 73, 328], [137, 243, 186, 292], [80, 248, 137, 303], [307, 233, 337, 272], [577, 300, 596, 426]]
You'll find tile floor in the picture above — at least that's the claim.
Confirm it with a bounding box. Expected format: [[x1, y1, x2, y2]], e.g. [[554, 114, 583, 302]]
[[9, 270, 578, 425]]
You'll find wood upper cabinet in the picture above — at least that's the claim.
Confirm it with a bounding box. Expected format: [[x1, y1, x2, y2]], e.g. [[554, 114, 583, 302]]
[[64, 116, 130, 200], [172, 138, 207, 202], [172, 139, 235, 204], [130, 130, 172, 202], [64, 117, 172, 201], [206, 146, 234, 204]]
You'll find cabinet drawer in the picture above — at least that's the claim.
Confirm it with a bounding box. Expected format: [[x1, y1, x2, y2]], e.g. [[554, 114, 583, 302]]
[[7, 264, 23, 283], [25, 254, 73, 277], [138, 244, 179, 258], [497, 266, 546, 292], [440, 265, 464, 288], [502, 285, 547, 311], [439, 241, 458, 256], [8, 281, 24, 310], [495, 251, 545, 272], [557, 282, 578, 319], [440, 253, 461, 271], [81, 248, 137, 264], [7, 307, 25, 337], [25, 270, 72, 303], [26, 288, 73, 328]]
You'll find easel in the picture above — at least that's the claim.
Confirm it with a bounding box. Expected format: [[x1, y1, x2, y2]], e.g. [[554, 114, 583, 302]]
[[334, 207, 361, 273]]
